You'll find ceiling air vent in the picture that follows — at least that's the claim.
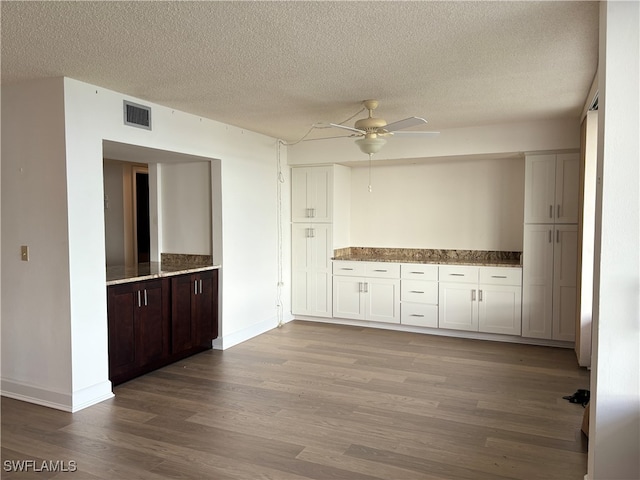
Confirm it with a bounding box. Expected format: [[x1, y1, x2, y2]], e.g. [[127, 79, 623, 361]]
[[123, 100, 151, 130]]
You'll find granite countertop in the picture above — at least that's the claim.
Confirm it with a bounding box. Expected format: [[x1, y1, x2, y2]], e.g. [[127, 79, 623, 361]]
[[332, 247, 522, 268], [106, 254, 220, 285]]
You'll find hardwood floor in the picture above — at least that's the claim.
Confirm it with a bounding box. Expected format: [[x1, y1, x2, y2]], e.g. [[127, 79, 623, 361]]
[[2, 321, 589, 479]]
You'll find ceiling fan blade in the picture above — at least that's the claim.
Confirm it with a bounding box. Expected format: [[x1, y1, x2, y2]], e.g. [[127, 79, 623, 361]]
[[329, 123, 365, 134], [382, 116, 428, 132], [389, 131, 440, 137]]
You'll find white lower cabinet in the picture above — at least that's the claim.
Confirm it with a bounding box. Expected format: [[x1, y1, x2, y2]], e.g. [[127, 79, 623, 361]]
[[332, 261, 400, 324], [439, 265, 522, 335], [291, 224, 332, 317], [400, 264, 438, 328], [522, 224, 577, 341]]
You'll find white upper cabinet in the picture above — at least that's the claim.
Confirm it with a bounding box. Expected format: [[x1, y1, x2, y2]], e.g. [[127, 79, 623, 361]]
[[524, 153, 580, 224], [291, 166, 332, 223]]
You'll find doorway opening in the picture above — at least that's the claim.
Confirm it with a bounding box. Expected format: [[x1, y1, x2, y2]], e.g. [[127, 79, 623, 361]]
[[133, 166, 150, 264]]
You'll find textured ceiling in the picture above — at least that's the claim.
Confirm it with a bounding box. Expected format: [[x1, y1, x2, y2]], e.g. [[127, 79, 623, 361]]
[[1, 1, 599, 143]]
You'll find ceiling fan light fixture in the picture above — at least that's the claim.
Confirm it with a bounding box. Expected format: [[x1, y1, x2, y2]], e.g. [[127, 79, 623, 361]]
[[355, 136, 386, 155]]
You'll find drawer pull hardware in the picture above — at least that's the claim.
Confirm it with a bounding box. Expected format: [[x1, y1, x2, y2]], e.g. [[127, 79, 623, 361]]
[[471, 289, 476, 301], [557, 204, 561, 218], [137, 290, 141, 307], [410, 290, 425, 294], [556, 229, 560, 243], [410, 314, 425, 317], [194, 280, 198, 295], [549, 205, 553, 218], [410, 271, 424, 274], [491, 275, 507, 278], [144, 289, 148, 306], [450, 273, 465, 276], [479, 289, 483, 301], [199, 279, 203, 294], [549, 230, 552, 243], [341, 268, 354, 270], [373, 269, 387, 272]]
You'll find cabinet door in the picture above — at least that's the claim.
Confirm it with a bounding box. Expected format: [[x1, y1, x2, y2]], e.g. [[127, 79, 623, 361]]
[[478, 284, 522, 335], [291, 167, 332, 223], [171, 274, 196, 353], [524, 154, 556, 224], [194, 270, 216, 349], [366, 278, 400, 324], [292, 224, 332, 317], [107, 283, 137, 380], [555, 153, 580, 224], [136, 279, 169, 366], [522, 224, 554, 339], [553, 225, 578, 341], [333, 276, 364, 320], [438, 282, 478, 331]]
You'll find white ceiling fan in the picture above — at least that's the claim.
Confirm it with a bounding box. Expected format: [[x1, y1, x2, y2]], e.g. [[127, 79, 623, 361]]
[[328, 99, 439, 155]]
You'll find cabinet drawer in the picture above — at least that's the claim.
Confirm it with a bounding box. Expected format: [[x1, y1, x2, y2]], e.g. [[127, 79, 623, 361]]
[[479, 267, 522, 286], [401, 264, 438, 281], [333, 261, 366, 276], [401, 303, 438, 328], [365, 262, 400, 278], [401, 280, 438, 304], [438, 265, 479, 283]]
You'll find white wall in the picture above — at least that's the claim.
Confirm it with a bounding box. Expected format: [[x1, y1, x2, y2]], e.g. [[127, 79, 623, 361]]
[[588, 2, 640, 479], [1, 77, 287, 410], [160, 162, 212, 255], [103, 160, 126, 266], [349, 156, 525, 251], [1, 78, 75, 408], [288, 118, 580, 166]]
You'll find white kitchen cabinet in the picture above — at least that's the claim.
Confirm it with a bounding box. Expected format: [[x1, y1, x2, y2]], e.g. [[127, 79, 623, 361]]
[[522, 224, 577, 341], [332, 261, 400, 324], [439, 265, 522, 335], [291, 166, 332, 223], [524, 153, 580, 224], [400, 264, 438, 328], [291, 224, 333, 317]]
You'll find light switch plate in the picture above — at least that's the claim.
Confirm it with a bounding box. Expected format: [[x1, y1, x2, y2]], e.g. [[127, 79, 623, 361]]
[[21, 245, 29, 261]]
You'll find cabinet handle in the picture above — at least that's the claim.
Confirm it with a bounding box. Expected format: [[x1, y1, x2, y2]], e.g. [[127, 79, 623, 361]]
[[410, 290, 425, 294], [450, 273, 465, 277], [358, 282, 363, 293], [199, 279, 203, 294], [410, 314, 425, 317], [479, 290, 483, 301], [410, 271, 424, 274], [548, 230, 552, 243], [144, 289, 148, 306], [340, 267, 354, 271], [471, 289, 476, 301], [491, 275, 507, 278], [137, 290, 141, 307], [364, 282, 369, 293], [194, 280, 198, 295], [556, 229, 560, 243], [549, 205, 553, 218], [557, 204, 561, 218], [311, 208, 316, 218], [310, 228, 315, 238], [373, 269, 387, 272]]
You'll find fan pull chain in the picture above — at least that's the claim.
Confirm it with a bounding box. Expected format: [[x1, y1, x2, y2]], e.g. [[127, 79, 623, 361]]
[[368, 154, 373, 192]]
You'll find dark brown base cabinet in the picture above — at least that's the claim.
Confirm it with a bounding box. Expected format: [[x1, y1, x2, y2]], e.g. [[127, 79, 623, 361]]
[[107, 270, 218, 385]]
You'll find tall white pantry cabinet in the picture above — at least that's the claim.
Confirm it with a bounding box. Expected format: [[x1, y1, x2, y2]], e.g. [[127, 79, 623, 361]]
[[291, 165, 351, 317], [522, 153, 580, 341]]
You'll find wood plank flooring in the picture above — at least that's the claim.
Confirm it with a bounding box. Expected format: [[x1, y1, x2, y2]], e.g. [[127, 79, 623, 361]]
[[1, 321, 589, 479]]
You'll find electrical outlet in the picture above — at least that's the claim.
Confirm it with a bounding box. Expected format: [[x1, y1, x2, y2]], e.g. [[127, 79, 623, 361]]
[[21, 245, 29, 261]]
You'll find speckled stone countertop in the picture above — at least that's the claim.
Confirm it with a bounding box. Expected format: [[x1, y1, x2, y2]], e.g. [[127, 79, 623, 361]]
[[106, 254, 220, 286], [333, 247, 522, 267]]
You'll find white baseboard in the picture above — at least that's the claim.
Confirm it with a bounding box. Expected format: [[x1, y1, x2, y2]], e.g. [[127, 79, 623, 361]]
[[213, 312, 295, 350], [71, 381, 114, 412], [293, 315, 574, 348], [1, 377, 113, 412]]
